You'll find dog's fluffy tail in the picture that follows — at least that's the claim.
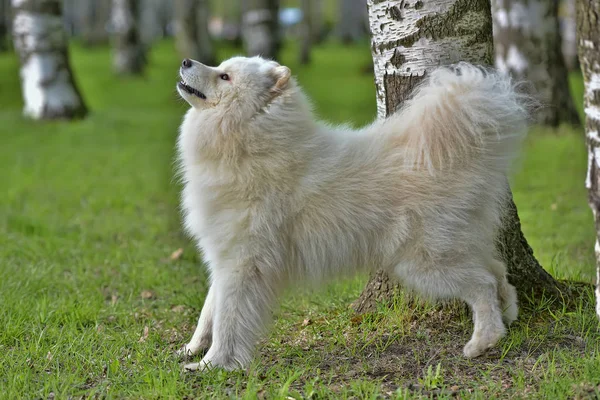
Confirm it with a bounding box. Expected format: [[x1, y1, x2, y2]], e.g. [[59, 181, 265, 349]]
[[394, 62, 530, 175]]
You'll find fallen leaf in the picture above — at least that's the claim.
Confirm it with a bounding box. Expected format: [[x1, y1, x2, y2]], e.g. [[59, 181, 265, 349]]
[[138, 326, 149, 343], [141, 290, 155, 300], [170, 248, 184, 260], [171, 305, 186, 313]]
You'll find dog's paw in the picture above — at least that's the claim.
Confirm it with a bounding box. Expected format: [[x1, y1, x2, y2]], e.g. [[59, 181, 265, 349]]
[[183, 355, 243, 372], [176, 339, 210, 359], [463, 328, 505, 358], [183, 361, 207, 372], [463, 340, 487, 358]]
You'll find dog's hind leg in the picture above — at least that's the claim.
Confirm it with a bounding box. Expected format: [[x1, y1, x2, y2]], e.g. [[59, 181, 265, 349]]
[[488, 258, 518, 325], [461, 285, 506, 358], [184, 265, 278, 371], [459, 270, 506, 358], [178, 284, 215, 357], [395, 258, 506, 358]]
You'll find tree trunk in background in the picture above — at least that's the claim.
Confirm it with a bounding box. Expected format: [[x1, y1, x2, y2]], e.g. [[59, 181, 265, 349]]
[[81, 0, 111, 46], [11, 0, 87, 119], [337, 0, 367, 44], [577, 0, 600, 320], [560, 0, 578, 70], [111, 0, 145, 75], [309, 0, 323, 44], [353, 0, 562, 314], [220, 0, 242, 44], [140, 0, 174, 44], [242, 0, 280, 59], [299, 0, 311, 64], [62, 0, 77, 36], [175, 0, 215, 65], [0, 0, 8, 51], [491, 0, 580, 127]]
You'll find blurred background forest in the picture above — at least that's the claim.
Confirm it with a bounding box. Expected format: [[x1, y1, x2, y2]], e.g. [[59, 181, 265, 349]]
[[1, 0, 598, 398]]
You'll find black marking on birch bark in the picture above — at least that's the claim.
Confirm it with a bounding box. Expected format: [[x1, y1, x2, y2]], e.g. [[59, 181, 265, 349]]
[[389, 48, 406, 67], [389, 5, 404, 21]]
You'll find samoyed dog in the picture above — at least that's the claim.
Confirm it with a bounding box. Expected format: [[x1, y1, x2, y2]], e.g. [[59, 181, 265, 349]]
[[175, 56, 526, 371]]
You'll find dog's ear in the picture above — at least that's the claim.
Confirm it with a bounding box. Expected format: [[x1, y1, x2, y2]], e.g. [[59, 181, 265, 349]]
[[270, 66, 291, 94]]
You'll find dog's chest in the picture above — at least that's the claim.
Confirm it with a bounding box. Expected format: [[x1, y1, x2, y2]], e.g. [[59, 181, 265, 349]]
[[182, 166, 274, 254]]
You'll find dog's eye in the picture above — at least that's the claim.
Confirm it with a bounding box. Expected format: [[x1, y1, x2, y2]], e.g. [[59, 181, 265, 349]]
[[220, 73, 230, 81]]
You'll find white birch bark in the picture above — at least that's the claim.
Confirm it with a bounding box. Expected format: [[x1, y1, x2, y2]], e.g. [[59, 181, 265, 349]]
[[368, 0, 492, 118], [111, 0, 145, 75], [11, 0, 87, 119], [577, 0, 600, 319]]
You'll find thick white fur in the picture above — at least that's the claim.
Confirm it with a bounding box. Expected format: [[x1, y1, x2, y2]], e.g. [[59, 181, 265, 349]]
[[175, 57, 527, 371]]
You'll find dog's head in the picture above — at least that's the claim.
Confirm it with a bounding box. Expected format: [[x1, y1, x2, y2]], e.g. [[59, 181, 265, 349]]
[[177, 56, 292, 119]]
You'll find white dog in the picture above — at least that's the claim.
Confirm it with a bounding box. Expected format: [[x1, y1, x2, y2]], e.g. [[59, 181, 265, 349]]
[[175, 56, 527, 371]]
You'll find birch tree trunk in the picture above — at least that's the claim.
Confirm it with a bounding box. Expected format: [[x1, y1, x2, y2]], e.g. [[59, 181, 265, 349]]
[[111, 0, 145, 75], [577, 0, 600, 320], [11, 0, 87, 119], [337, 0, 368, 44], [81, 0, 111, 46], [174, 0, 215, 65], [309, 0, 323, 44], [0, 0, 8, 51], [299, 0, 311, 64], [242, 0, 280, 59], [353, 0, 562, 314], [491, 0, 580, 127], [560, 0, 578, 70], [61, 0, 77, 36]]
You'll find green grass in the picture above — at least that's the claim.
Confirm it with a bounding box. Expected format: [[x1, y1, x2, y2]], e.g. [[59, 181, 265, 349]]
[[0, 40, 598, 399]]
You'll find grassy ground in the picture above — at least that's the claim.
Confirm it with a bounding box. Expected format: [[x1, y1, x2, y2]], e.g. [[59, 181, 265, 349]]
[[0, 40, 599, 399]]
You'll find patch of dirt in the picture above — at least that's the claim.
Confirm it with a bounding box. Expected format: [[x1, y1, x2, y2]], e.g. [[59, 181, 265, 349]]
[[256, 292, 596, 398]]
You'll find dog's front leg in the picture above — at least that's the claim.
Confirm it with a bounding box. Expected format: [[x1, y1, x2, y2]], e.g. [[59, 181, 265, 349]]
[[184, 265, 277, 371], [178, 283, 215, 357]]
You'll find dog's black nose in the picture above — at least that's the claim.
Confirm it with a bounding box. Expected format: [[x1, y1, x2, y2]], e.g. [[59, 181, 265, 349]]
[[182, 58, 192, 68]]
